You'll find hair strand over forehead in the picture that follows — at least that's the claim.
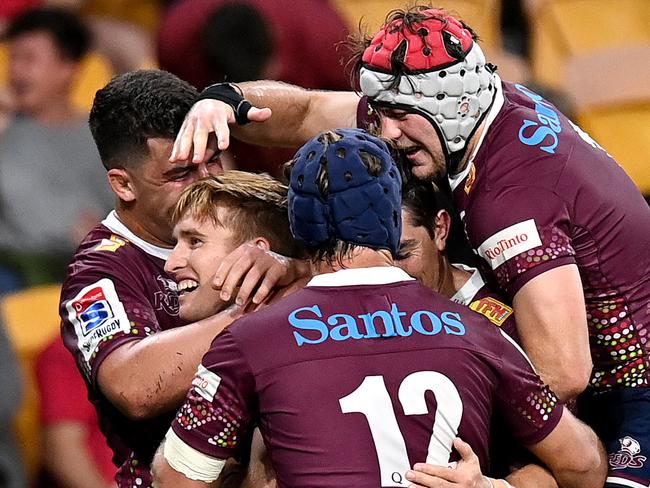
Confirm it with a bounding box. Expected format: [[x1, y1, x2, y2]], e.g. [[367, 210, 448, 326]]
[[173, 171, 301, 258]]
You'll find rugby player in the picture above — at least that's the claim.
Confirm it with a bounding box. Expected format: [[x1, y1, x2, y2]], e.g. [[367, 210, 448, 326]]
[[152, 128, 606, 488], [398, 177, 517, 340], [59, 70, 305, 488], [164, 166, 556, 487], [172, 8, 650, 486], [165, 170, 306, 324]]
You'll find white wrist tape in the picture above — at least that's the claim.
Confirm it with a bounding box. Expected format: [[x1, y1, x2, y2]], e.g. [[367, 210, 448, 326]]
[[163, 428, 226, 482]]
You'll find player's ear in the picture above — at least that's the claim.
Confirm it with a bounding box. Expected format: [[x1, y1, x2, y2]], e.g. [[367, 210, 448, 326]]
[[252, 237, 272, 252], [107, 168, 137, 203], [434, 209, 451, 253]]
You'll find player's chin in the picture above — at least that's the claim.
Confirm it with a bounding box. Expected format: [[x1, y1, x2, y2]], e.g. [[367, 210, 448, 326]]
[[179, 297, 230, 323], [411, 161, 445, 182]]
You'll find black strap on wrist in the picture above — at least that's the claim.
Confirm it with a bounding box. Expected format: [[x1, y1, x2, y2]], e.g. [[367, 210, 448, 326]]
[[196, 82, 253, 125]]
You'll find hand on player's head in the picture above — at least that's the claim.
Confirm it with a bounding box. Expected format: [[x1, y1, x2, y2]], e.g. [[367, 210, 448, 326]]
[[170, 99, 272, 164], [211, 240, 307, 307]]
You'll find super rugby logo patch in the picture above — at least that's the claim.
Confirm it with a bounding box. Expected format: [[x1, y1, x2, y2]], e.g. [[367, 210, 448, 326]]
[[66, 279, 130, 364], [477, 219, 542, 270]]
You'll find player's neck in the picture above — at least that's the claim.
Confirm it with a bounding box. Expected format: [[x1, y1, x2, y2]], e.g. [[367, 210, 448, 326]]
[[114, 207, 174, 249], [454, 119, 487, 175], [311, 248, 394, 275]]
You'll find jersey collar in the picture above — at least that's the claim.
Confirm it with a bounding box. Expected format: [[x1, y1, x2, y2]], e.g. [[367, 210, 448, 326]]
[[307, 266, 415, 287], [102, 211, 172, 261], [449, 263, 486, 305], [448, 75, 504, 192]]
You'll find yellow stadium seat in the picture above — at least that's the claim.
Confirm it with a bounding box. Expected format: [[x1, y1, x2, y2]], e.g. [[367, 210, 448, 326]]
[[0, 43, 113, 112], [330, 0, 501, 49], [80, 0, 161, 33], [564, 44, 650, 194], [0, 285, 62, 481], [529, 0, 650, 89]]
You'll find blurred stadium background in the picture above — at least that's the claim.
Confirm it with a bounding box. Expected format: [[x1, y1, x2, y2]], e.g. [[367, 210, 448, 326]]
[[0, 0, 648, 486]]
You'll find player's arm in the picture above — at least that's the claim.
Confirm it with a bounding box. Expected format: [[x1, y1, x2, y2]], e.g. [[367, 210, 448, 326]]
[[240, 429, 276, 488], [151, 438, 224, 488], [525, 408, 607, 488], [512, 265, 591, 401], [152, 332, 254, 488], [97, 308, 239, 420], [171, 80, 359, 164]]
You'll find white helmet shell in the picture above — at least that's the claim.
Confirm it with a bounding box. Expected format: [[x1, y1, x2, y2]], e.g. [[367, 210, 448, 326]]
[[360, 42, 497, 156]]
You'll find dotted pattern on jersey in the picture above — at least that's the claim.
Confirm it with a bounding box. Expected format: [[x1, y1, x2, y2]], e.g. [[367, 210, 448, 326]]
[[492, 225, 649, 389], [493, 227, 574, 287], [176, 387, 244, 451], [513, 384, 559, 429], [588, 296, 648, 388], [115, 453, 152, 488]]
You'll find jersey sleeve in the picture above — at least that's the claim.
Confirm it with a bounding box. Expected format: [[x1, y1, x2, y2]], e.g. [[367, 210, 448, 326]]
[[469, 185, 576, 298], [169, 329, 256, 466], [60, 253, 162, 385], [493, 330, 564, 446]]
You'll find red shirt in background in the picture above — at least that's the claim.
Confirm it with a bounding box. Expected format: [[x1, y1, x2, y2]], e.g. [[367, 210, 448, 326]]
[[0, 0, 40, 20], [36, 337, 115, 484]]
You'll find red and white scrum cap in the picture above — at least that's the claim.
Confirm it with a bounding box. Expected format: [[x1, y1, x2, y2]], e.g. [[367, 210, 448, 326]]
[[360, 9, 497, 168]]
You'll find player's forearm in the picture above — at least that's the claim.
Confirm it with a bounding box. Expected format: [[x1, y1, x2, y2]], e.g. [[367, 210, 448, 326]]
[[553, 419, 608, 488], [512, 266, 592, 401], [234, 81, 358, 147], [98, 310, 237, 420], [152, 441, 222, 488], [505, 463, 558, 488], [528, 410, 608, 488]]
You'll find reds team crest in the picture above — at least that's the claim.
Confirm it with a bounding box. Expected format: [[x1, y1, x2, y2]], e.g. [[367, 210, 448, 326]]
[[609, 436, 647, 470]]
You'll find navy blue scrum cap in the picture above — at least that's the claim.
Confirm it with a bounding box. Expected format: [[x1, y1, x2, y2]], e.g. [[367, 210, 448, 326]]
[[287, 128, 402, 255]]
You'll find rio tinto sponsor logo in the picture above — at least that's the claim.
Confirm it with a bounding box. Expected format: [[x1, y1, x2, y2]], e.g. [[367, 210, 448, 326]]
[[477, 219, 542, 269]]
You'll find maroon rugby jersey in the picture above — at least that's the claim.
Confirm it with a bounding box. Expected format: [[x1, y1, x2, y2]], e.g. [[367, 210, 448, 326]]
[[448, 80, 650, 390], [168, 267, 561, 487], [60, 211, 182, 487]]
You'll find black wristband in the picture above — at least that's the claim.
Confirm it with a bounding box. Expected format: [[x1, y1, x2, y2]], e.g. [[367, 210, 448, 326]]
[[196, 83, 252, 125]]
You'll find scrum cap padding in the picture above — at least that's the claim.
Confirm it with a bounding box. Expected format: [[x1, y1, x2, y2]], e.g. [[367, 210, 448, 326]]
[[288, 128, 402, 255], [360, 9, 497, 167]]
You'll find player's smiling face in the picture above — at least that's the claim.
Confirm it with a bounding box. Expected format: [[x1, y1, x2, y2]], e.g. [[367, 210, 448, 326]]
[[165, 209, 238, 322], [377, 108, 447, 182]]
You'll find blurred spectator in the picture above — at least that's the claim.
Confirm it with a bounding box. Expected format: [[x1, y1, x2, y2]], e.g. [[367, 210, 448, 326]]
[[35, 337, 115, 488], [158, 0, 350, 90], [0, 7, 113, 292], [0, 318, 26, 488], [158, 0, 350, 175], [1, 0, 158, 73], [0, 0, 39, 35]]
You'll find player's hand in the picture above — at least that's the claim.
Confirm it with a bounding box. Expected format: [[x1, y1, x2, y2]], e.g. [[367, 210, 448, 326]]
[[405, 438, 491, 488], [170, 99, 272, 164], [212, 241, 309, 307]]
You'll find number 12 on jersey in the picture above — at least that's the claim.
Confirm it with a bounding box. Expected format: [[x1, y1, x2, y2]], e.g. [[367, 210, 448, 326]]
[[339, 371, 463, 487]]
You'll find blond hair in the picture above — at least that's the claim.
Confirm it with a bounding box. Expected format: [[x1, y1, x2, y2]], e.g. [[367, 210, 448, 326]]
[[173, 170, 300, 257]]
